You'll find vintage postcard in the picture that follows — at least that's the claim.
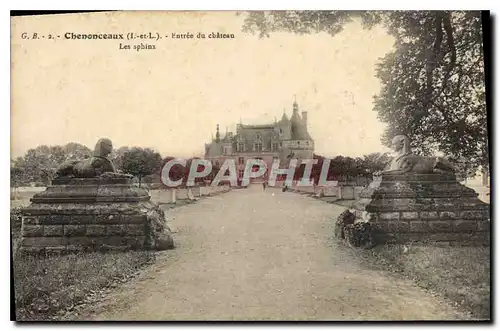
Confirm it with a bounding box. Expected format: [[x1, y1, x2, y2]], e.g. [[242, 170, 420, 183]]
[[10, 10, 490, 321]]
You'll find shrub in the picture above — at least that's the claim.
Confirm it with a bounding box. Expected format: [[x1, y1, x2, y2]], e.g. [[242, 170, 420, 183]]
[[13, 251, 155, 321], [11, 207, 23, 238]]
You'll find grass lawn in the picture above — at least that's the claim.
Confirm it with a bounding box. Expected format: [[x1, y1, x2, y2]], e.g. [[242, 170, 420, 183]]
[[359, 244, 491, 320], [11, 206, 156, 321], [12, 250, 155, 321], [322, 192, 490, 319], [9, 186, 205, 320]]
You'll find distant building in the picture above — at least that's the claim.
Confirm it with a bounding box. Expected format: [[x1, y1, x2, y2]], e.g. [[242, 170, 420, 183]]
[[204, 100, 314, 180]]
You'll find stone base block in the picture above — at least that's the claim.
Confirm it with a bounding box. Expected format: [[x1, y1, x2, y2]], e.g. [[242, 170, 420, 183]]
[[356, 173, 490, 246], [19, 177, 175, 255]]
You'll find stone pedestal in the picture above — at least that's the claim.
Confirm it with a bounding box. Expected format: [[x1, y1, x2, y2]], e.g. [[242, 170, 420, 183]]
[[355, 173, 490, 245], [20, 177, 174, 255]]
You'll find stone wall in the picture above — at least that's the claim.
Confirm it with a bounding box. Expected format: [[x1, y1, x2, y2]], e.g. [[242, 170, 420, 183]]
[[191, 187, 201, 197], [289, 183, 365, 200], [323, 187, 338, 197], [176, 189, 189, 200], [366, 208, 490, 244], [338, 186, 355, 200], [149, 185, 231, 204], [355, 173, 490, 245], [20, 177, 173, 255], [149, 189, 175, 204], [21, 205, 152, 254]]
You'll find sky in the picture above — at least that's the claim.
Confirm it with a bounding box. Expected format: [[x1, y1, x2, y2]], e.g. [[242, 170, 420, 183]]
[[11, 11, 395, 159]]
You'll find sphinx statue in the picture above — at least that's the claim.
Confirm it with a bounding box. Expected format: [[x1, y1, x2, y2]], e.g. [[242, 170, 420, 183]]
[[352, 134, 489, 247], [22, 138, 175, 255], [376, 135, 455, 175], [55, 138, 128, 178]]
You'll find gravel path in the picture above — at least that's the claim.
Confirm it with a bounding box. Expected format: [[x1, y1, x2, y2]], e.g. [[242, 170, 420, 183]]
[[81, 185, 465, 321]]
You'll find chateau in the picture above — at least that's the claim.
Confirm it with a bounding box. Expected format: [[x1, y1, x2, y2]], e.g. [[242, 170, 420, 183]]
[[204, 100, 314, 179]]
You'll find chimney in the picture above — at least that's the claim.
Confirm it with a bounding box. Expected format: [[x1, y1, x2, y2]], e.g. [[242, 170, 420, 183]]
[[301, 111, 308, 126]]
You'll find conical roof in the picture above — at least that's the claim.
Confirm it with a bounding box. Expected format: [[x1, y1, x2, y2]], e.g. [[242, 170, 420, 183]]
[[281, 110, 289, 122], [290, 102, 309, 140]]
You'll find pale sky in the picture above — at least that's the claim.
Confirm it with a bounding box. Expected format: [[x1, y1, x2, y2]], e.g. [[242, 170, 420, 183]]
[[11, 11, 395, 159]]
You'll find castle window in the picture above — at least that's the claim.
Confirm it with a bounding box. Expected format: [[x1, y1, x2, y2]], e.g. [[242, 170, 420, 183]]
[[238, 169, 245, 178], [279, 128, 283, 134], [272, 143, 278, 151], [238, 142, 244, 152], [254, 133, 263, 152], [238, 157, 244, 165]]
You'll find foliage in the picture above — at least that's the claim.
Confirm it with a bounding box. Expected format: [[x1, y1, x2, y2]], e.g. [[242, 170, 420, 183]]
[[161, 156, 185, 184], [11, 143, 92, 186], [160, 157, 221, 187], [11, 143, 174, 188], [61, 143, 94, 161], [11, 166, 25, 188], [13, 250, 154, 321], [120, 147, 162, 187], [11, 206, 23, 238], [360, 152, 391, 174], [362, 244, 490, 319], [291, 153, 389, 184], [241, 11, 488, 174], [375, 11, 487, 173], [241, 11, 382, 38], [110, 146, 131, 171]]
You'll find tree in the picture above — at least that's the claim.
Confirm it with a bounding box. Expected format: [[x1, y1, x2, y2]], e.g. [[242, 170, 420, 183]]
[[12, 143, 93, 185], [10, 164, 25, 199], [186, 157, 209, 185], [121, 148, 162, 187], [361, 152, 391, 175], [208, 162, 221, 183], [159, 157, 218, 187], [161, 156, 189, 186], [453, 155, 480, 182], [21, 146, 58, 185], [242, 11, 488, 174], [62, 142, 92, 161], [110, 146, 131, 171]]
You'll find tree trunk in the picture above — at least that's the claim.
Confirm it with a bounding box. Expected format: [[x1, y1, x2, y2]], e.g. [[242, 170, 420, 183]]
[[481, 166, 489, 187], [11, 186, 19, 200]]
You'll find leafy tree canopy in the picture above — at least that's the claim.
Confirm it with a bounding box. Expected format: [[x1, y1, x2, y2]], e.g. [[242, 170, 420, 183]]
[[11, 143, 92, 185], [120, 147, 162, 187], [242, 11, 488, 174]]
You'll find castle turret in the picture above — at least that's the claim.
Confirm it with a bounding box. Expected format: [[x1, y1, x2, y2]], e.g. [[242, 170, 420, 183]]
[[291, 100, 306, 140], [278, 108, 291, 139], [215, 124, 220, 142], [280, 108, 289, 122], [293, 99, 299, 113], [301, 111, 308, 127]]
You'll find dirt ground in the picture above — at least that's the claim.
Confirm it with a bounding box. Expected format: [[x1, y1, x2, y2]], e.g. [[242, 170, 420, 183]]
[[70, 185, 467, 320]]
